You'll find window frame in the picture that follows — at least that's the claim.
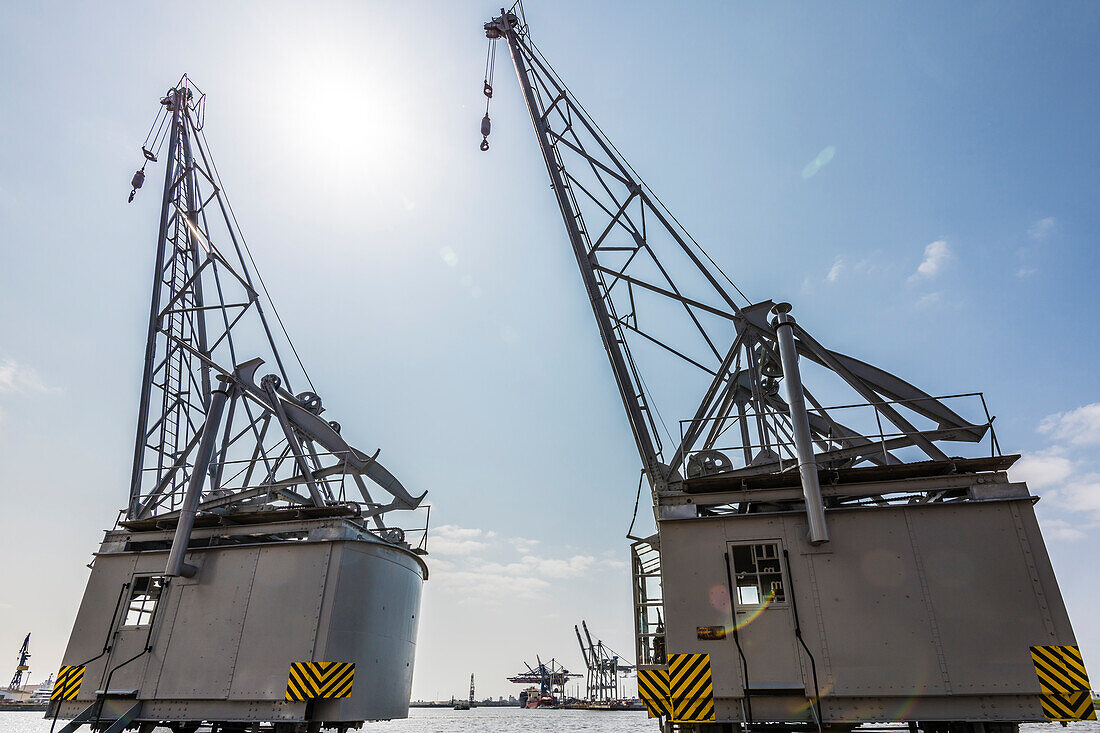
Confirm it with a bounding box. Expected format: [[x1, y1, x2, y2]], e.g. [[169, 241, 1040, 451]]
[[121, 574, 166, 628], [728, 540, 789, 610]]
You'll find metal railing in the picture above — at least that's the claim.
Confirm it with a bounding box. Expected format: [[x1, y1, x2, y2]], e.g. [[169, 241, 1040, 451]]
[[679, 392, 1000, 477]]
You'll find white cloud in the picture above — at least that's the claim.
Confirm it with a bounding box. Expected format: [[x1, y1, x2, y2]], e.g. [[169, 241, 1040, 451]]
[[509, 537, 540, 553], [0, 358, 50, 394], [1038, 403, 1100, 446], [1017, 403, 1100, 537], [1013, 448, 1074, 489], [427, 527, 620, 601], [1028, 217, 1056, 240], [429, 537, 487, 555], [529, 555, 597, 578], [429, 558, 456, 571], [1058, 472, 1100, 514], [1016, 266, 1036, 278], [475, 554, 598, 580], [429, 524, 489, 555], [915, 291, 941, 308], [911, 240, 951, 280], [435, 570, 551, 600], [435, 525, 486, 540], [439, 246, 458, 267], [823, 252, 887, 285], [1041, 519, 1087, 542]]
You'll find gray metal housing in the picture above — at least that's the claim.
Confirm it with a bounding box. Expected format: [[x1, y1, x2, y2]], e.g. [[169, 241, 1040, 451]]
[[655, 472, 1071, 724], [54, 517, 426, 725]]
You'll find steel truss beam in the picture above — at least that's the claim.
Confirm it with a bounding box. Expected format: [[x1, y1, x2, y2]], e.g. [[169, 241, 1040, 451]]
[[486, 9, 993, 501], [123, 78, 425, 537]]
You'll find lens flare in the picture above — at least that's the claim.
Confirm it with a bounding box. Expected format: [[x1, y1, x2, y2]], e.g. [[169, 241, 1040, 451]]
[[886, 663, 929, 722], [788, 681, 834, 715], [715, 587, 777, 634], [708, 584, 776, 632]]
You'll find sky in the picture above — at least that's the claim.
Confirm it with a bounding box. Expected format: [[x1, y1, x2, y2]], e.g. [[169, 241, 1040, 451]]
[[1, 0, 1099, 703]]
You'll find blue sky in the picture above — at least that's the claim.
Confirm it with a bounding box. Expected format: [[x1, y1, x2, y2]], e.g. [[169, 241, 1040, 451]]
[[1, 0, 1098, 702]]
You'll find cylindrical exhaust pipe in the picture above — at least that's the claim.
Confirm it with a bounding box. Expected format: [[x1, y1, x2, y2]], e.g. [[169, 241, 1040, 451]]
[[772, 303, 829, 545], [165, 385, 232, 577]]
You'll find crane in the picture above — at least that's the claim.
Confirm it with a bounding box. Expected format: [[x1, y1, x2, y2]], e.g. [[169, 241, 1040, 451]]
[[121, 78, 425, 538], [8, 634, 30, 691], [47, 75, 431, 732], [453, 673, 474, 710], [483, 6, 1092, 732], [575, 621, 633, 702], [507, 657, 579, 705]]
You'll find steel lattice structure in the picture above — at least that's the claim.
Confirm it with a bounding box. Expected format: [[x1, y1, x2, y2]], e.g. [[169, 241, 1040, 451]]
[[8, 634, 30, 691], [125, 77, 425, 538], [477, 17, 1092, 729], [575, 621, 634, 701], [507, 657, 580, 699], [484, 9, 996, 508]]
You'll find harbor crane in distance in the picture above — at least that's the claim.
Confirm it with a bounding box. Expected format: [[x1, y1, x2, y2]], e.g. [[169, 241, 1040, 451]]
[[47, 76, 430, 732], [454, 674, 474, 710], [508, 657, 580, 706], [575, 621, 634, 702], [9, 634, 30, 691], [483, 5, 1094, 732]]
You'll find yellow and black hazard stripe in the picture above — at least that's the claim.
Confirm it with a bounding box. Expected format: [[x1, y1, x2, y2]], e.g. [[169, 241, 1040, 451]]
[[637, 666, 672, 719], [668, 653, 716, 723], [1040, 691, 1096, 722], [50, 665, 84, 701], [1030, 645, 1096, 721], [285, 661, 355, 702]]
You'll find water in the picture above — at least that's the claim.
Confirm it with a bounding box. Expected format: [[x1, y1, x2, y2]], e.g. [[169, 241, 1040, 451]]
[[1, 709, 1097, 733], [0, 708, 655, 732]]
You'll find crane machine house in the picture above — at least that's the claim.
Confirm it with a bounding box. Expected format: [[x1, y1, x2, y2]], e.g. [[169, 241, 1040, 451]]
[[484, 7, 1094, 732], [48, 78, 430, 733]]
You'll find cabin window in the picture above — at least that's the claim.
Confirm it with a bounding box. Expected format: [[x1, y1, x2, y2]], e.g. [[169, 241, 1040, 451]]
[[730, 542, 785, 607], [124, 576, 165, 627]]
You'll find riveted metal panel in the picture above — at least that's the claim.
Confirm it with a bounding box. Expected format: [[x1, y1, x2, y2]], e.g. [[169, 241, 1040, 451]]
[[801, 509, 945, 697], [55, 522, 425, 724], [227, 542, 332, 699], [907, 501, 1073, 696], [59, 552, 139, 701], [311, 540, 425, 721], [656, 491, 1077, 724], [155, 548, 261, 698]]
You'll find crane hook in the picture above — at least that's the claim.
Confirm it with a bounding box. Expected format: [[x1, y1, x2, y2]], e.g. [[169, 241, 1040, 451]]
[[128, 165, 146, 203], [480, 114, 492, 152], [484, 81, 493, 98]]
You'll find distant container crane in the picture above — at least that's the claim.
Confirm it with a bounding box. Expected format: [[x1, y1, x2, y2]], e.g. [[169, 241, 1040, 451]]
[[454, 674, 474, 710], [507, 657, 580, 707], [575, 621, 634, 701], [9, 634, 30, 690]]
